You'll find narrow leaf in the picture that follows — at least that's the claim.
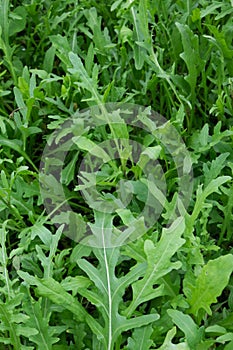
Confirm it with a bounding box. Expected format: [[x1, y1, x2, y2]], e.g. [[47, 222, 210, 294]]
[[168, 309, 201, 348]]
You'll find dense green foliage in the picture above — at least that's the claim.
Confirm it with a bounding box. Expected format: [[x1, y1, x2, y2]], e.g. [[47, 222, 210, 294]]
[[0, 0, 233, 349]]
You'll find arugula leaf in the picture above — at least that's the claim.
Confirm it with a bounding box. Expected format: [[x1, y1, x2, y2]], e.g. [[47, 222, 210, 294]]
[[68, 52, 103, 104], [77, 245, 159, 349], [125, 324, 154, 350], [189, 176, 231, 227], [18, 271, 104, 341], [23, 298, 60, 350], [168, 309, 202, 349], [124, 217, 185, 317], [0, 135, 38, 171], [158, 327, 189, 350], [185, 255, 233, 319]]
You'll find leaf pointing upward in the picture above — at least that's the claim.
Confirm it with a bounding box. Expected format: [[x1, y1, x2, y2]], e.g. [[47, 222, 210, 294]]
[[186, 254, 233, 318], [124, 217, 186, 317], [68, 52, 102, 104]]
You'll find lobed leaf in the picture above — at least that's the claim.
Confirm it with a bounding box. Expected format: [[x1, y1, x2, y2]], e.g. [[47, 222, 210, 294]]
[[124, 217, 185, 317]]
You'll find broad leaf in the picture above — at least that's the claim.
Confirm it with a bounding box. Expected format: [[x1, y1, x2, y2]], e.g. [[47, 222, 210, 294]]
[[186, 255, 233, 319], [126, 324, 154, 350]]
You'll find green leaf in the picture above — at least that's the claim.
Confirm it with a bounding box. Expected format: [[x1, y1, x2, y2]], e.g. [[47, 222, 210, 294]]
[[176, 22, 203, 100], [137, 145, 162, 169], [23, 298, 59, 350], [124, 217, 185, 317], [76, 242, 159, 349], [168, 309, 201, 348], [72, 135, 110, 162], [0, 135, 38, 171], [61, 152, 79, 185], [126, 324, 154, 350], [84, 7, 114, 54], [13, 86, 27, 121], [205, 325, 226, 334], [158, 327, 189, 350], [203, 153, 229, 186], [43, 46, 56, 73], [31, 223, 52, 247], [18, 272, 103, 340], [61, 276, 92, 294], [131, 3, 148, 70], [200, 3, 223, 18], [68, 52, 102, 104], [111, 0, 123, 11], [186, 254, 233, 318], [9, 6, 27, 36], [199, 124, 209, 147], [206, 24, 233, 59], [190, 176, 231, 226], [49, 34, 71, 66], [0, 294, 30, 349]]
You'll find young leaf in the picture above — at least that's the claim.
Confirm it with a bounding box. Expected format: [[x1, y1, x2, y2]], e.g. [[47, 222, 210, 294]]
[[130, 4, 147, 70], [68, 52, 102, 104], [61, 152, 79, 185], [0, 226, 12, 299], [126, 324, 154, 350], [188, 175, 231, 231], [13, 87, 27, 121], [49, 34, 71, 66], [158, 327, 189, 350], [176, 22, 201, 99], [203, 153, 229, 186], [186, 254, 233, 318]]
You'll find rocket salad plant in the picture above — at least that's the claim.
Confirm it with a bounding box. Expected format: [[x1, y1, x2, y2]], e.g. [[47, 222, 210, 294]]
[[0, 0, 233, 349]]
